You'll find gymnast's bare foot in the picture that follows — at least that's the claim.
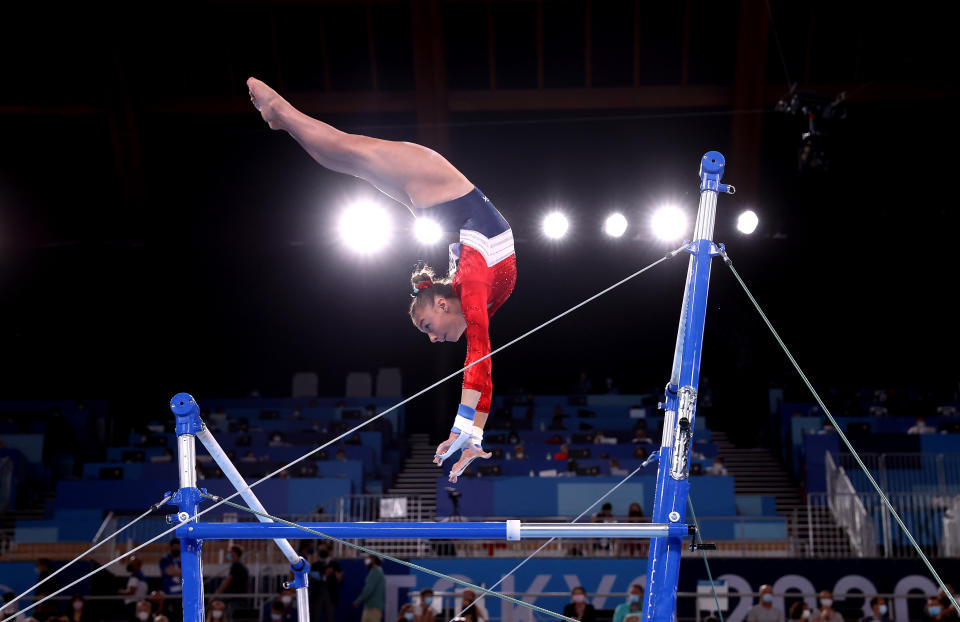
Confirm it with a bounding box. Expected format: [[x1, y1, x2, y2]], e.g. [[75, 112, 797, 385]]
[[447, 446, 491, 483], [247, 77, 288, 130]]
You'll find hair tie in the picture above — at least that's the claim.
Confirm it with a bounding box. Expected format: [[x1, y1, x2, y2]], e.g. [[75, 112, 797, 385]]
[[412, 279, 432, 295]]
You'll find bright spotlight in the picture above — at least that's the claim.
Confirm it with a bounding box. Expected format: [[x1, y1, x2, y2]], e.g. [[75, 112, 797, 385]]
[[414, 218, 443, 244], [542, 212, 569, 239], [736, 210, 759, 235], [604, 212, 628, 238], [651, 205, 687, 241], [339, 201, 391, 253]]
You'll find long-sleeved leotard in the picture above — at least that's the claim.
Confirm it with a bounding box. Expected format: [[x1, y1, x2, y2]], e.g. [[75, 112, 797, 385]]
[[420, 187, 517, 414]]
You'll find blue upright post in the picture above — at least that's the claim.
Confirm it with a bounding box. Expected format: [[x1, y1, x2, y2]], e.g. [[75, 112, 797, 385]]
[[171, 393, 207, 622], [643, 152, 733, 622]]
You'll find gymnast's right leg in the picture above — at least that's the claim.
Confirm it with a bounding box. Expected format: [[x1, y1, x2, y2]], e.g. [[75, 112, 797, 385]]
[[247, 77, 473, 211]]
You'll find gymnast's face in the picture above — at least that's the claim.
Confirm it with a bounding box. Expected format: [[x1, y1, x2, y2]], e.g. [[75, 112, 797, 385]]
[[413, 296, 467, 343]]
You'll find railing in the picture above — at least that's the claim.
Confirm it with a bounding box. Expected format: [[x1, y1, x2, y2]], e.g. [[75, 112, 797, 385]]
[[830, 451, 960, 495], [824, 452, 877, 556]]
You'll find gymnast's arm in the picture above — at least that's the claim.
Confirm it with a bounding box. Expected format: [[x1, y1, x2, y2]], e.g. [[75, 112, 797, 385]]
[[459, 282, 493, 425], [247, 77, 473, 212]]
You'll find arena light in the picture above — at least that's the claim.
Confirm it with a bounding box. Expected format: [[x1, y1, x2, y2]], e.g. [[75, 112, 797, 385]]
[[542, 212, 569, 239], [604, 212, 628, 238], [651, 205, 687, 241], [414, 217, 443, 244], [339, 200, 391, 253], [736, 209, 759, 235]]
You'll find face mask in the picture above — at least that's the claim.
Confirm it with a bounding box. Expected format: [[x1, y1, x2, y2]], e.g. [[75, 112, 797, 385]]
[[628, 595, 640, 604], [73, 602, 83, 610], [762, 594, 774, 603], [802, 611, 811, 620], [879, 605, 888, 615], [137, 613, 150, 621], [405, 614, 415, 621], [272, 615, 283, 621], [516, 453, 524, 459], [930, 607, 942, 616], [226, 554, 233, 562], [364, 558, 372, 567], [281, 597, 292, 605], [820, 599, 832, 608], [573, 595, 586, 604], [424, 598, 434, 606], [212, 611, 223, 619]]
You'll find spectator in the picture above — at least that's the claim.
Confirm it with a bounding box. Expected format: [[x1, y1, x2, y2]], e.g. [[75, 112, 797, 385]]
[[148, 592, 166, 618], [549, 414, 567, 431], [215, 546, 249, 598], [159, 539, 182, 598], [396, 604, 416, 622], [309, 542, 342, 622], [817, 423, 836, 435], [347, 433, 363, 445], [706, 458, 728, 476], [811, 590, 842, 622], [269, 431, 286, 446], [908, 417, 936, 435], [610, 459, 628, 477], [593, 503, 614, 523], [787, 602, 810, 622], [353, 555, 385, 622], [562, 587, 597, 622], [134, 601, 152, 622], [631, 429, 652, 445], [936, 585, 958, 621], [746, 585, 784, 622], [36, 559, 58, 592], [460, 590, 487, 622], [335, 449, 348, 462], [627, 502, 644, 521], [604, 377, 619, 394], [575, 371, 593, 394], [241, 451, 258, 463], [207, 600, 227, 622], [632, 446, 648, 461], [152, 448, 174, 463], [612, 584, 644, 622], [925, 597, 943, 620], [415, 589, 436, 622], [593, 430, 614, 445], [1, 592, 21, 622], [513, 445, 527, 460], [119, 558, 148, 610], [48, 594, 93, 622], [507, 432, 520, 445], [860, 596, 890, 622], [264, 589, 296, 622], [553, 444, 570, 461], [546, 434, 564, 445]]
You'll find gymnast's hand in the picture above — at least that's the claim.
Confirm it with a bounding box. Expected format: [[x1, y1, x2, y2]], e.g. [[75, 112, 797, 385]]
[[433, 431, 461, 465], [247, 77, 287, 130]]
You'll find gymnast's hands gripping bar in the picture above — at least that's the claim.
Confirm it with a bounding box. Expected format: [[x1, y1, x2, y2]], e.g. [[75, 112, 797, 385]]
[[176, 521, 694, 540]]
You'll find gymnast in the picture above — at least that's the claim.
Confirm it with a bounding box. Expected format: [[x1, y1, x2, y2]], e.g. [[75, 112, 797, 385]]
[[247, 78, 516, 483]]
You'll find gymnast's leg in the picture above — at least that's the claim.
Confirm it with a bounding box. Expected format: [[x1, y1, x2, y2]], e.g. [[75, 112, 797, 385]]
[[247, 77, 473, 211]]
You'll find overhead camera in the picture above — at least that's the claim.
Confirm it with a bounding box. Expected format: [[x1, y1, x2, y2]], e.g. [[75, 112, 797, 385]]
[[776, 85, 847, 174]]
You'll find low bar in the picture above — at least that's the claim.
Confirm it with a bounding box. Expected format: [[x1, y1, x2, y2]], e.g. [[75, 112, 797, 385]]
[[177, 521, 690, 541]]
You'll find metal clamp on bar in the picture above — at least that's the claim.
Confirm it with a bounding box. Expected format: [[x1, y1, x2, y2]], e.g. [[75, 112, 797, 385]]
[[669, 386, 696, 481]]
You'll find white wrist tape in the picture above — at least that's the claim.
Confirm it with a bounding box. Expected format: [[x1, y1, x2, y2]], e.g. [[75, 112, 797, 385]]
[[453, 415, 474, 433]]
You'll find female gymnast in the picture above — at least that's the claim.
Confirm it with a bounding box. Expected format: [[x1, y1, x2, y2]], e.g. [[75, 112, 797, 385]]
[[247, 78, 516, 483]]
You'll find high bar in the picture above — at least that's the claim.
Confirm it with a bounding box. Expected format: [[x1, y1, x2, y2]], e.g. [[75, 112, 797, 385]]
[[177, 521, 693, 541]]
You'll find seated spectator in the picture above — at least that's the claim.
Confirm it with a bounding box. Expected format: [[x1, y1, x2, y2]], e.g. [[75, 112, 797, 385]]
[[925, 597, 943, 620], [612, 584, 644, 622], [397, 603, 416, 622], [553, 444, 570, 461], [860, 596, 890, 622], [546, 434, 564, 445], [134, 601, 152, 622], [706, 458, 728, 476], [335, 449, 348, 462], [152, 448, 174, 463], [631, 429, 653, 444], [263, 588, 296, 622], [346, 433, 362, 445], [241, 451, 258, 463], [746, 585, 783, 622], [610, 458, 628, 477], [787, 602, 810, 622], [460, 590, 490, 622], [593, 430, 615, 445], [562, 587, 596, 622], [603, 377, 619, 394], [632, 446, 648, 460], [593, 502, 614, 523], [415, 589, 435, 622], [626, 503, 644, 521], [206, 600, 228, 622], [817, 423, 836, 435], [575, 371, 592, 394], [513, 445, 527, 460], [508, 432, 520, 444], [549, 414, 567, 431], [934, 585, 958, 621], [908, 416, 936, 435], [266, 601, 290, 622], [811, 590, 842, 622], [269, 431, 287, 446]]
